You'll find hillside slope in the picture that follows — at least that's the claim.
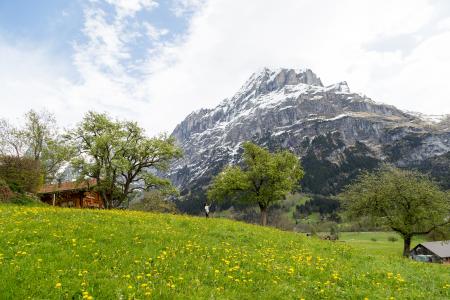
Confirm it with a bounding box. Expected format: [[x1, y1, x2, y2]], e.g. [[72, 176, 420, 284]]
[[169, 68, 450, 212], [0, 205, 448, 299]]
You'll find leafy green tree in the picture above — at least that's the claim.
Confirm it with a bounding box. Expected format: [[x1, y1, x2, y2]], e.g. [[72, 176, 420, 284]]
[[207, 142, 303, 226], [69, 112, 182, 208], [341, 166, 450, 257]]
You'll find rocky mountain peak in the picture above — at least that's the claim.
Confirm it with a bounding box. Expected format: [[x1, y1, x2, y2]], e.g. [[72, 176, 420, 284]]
[[168, 68, 450, 211], [326, 81, 350, 93], [239, 67, 323, 97]]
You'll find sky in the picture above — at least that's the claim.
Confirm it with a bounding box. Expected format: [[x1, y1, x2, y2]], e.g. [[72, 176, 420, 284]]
[[0, 0, 450, 135]]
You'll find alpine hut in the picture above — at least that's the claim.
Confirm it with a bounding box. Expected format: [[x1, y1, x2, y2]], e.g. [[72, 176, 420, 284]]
[[38, 179, 104, 208], [410, 241, 450, 264]]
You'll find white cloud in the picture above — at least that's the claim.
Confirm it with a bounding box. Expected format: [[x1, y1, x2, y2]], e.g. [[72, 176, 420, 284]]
[[0, 0, 160, 131], [143, 0, 450, 134], [171, 0, 206, 17], [0, 41, 70, 122], [145, 23, 169, 41], [369, 31, 450, 114], [1, 0, 450, 136], [104, 0, 158, 18], [0, 38, 138, 129], [437, 17, 450, 31]]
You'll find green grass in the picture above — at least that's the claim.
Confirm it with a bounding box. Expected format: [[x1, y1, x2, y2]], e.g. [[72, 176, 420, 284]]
[[339, 232, 425, 258], [0, 205, 449, 299]]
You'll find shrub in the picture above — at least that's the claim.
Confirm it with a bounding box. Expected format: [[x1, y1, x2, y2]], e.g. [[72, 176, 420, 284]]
[[269, 210, 295, 231], [329, 223, 340, 240], [129, 190, 178, 213], [0, 155, 42, 193], [8, 194, 45, 206], [387, 236, 398, 242], [0, 178, 13, 202], [370, 238, 377, 242]]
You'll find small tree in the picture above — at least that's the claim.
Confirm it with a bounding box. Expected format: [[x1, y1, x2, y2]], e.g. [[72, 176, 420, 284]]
[[329, 223, 340, 240], [341, 166, 450, 257], [207, 142, 303, 226]]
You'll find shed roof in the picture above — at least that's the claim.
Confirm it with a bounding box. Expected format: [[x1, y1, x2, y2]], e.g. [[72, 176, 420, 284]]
[[415, 241, 450, 258], [38, 179, 97, 194]]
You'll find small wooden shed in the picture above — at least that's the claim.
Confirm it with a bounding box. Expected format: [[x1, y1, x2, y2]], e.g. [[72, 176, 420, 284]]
[[38, 179, 104, 209], [410, 241, 450, 264]]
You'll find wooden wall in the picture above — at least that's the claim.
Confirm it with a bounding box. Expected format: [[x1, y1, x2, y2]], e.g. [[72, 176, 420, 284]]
[[40, 190, 104, 209]]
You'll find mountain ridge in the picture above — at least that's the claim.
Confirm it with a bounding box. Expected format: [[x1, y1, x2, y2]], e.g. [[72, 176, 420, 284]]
[[169, 67, 450, 212]]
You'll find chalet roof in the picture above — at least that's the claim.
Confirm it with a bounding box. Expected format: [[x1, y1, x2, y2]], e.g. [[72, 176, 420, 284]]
[[415, 241, 450, 258], [38, 179, 97, 194]]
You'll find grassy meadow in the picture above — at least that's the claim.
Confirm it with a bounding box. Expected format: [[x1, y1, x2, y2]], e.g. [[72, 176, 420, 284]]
[[0, 205, 449, 299], [339, 232, 425, 258]]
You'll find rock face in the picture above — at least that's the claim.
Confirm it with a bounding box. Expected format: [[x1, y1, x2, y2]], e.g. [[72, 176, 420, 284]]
[[169, 68, 450, 212]]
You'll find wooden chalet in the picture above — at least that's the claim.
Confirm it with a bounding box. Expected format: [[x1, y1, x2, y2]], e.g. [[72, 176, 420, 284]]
[[410, 241, 450, 264], [38, 179, 104, 209]]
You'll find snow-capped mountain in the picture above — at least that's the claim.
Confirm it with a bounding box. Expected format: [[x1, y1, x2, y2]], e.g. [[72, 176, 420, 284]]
[[169, 68, 450, 211]]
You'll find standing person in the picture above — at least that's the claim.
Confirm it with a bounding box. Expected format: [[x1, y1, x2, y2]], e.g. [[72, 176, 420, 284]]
[[204, 202, 210, 218]]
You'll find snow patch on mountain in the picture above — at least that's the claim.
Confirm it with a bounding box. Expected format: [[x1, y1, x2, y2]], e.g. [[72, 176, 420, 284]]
[[169, 67, 450, 195]]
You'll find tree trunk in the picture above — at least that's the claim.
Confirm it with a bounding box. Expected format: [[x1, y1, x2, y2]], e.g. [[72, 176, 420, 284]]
[[101, 190, 111, 209], [260, 206, 268, 226], [403, 235, 412, 257]]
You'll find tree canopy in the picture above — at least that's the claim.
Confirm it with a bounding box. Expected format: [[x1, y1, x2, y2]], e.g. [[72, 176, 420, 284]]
[[207, 142, 303, 225], [69, 112, 182, 208], [341, 166, 450, 257]]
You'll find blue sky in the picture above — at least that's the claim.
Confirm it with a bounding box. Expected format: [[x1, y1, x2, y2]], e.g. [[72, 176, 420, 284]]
[[0, 0, 189, 49], [0, 1, 82, 42], [0, 0, 190, 81], [0, 0, 449, 134]]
